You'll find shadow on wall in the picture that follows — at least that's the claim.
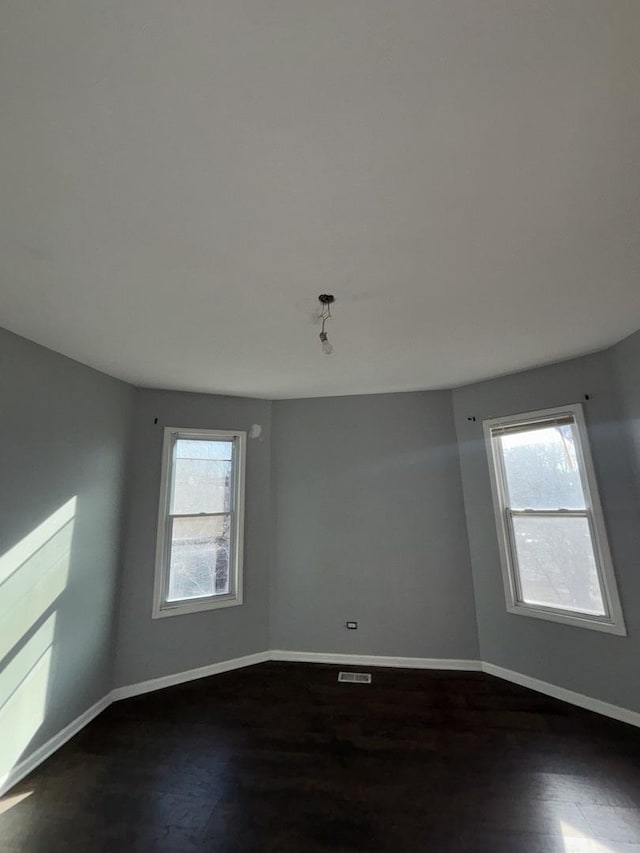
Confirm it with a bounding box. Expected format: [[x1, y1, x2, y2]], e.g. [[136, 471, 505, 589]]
[[0, 497, 77, 789]]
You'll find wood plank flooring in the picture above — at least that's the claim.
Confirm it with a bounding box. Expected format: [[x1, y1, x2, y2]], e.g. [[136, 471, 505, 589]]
[[2, 662, 640, 851]]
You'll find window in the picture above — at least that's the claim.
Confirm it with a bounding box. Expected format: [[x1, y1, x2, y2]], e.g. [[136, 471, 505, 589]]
[[153, 428, 246, 618], [484, 404, 625, 634]]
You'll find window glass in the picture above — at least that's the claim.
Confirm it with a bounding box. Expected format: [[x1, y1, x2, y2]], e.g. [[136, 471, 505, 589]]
[[511, 515, 604, 614], [500, 424, 585, 510], [167, 515, 230, 601], [170, 439, 233, 515]]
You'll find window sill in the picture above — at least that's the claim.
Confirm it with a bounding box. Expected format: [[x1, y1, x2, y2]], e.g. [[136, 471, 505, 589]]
[[506, 601, 626, 636], [152, 594, 243, 619]]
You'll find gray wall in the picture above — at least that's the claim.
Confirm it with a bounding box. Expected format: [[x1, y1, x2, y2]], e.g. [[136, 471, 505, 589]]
[[453, 350, 640, 712], [0, 327, 133, 781], [271, 392, 479, 659], [113, 389, 272, 687], [611, 330, 640, 508]]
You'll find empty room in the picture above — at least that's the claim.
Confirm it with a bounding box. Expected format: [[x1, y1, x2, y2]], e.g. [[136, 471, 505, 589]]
[[1, 2, 640, 851]]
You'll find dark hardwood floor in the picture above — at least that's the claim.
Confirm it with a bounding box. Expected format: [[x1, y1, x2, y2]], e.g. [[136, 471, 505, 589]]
[[2, 662, 640, 852]]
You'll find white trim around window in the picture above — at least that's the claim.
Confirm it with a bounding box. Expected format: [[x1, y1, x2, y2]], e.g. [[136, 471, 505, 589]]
[[153, 427, 246, 619], [483, 404, 626, 635]]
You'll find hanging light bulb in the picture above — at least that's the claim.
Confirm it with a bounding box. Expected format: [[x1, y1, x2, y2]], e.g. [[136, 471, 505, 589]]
[[319, 331, 334, 355], [317, 294, 335, 355]]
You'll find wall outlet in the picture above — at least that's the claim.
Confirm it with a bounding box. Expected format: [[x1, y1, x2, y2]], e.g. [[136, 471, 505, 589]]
[[345, 621, 358, 630]]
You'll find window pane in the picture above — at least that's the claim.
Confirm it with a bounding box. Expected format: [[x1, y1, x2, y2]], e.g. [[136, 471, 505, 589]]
[[511, 515, 605, 615], [170, 439, 233, 515], [500, 423, 586, 510], [167, 515, 231, 601]]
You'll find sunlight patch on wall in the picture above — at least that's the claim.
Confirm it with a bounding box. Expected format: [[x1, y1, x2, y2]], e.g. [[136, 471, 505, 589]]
[[0, 614, 55, 784], [0, 498, 77, 587], [0, 497, 76, 662], [0, 497, 77, 785], [560, 821, 614, 852]]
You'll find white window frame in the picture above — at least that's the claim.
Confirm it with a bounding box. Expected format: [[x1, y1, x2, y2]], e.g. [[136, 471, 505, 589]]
[[483, 404, 626, 635], [152, 427, 246, 619]]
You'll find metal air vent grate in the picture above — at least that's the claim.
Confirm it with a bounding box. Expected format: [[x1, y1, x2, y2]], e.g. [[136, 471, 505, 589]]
[[338, 671, 372, 684]]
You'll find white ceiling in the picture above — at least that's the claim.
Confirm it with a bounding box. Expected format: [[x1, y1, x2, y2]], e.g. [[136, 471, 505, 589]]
[[1, 2, 639, 399]]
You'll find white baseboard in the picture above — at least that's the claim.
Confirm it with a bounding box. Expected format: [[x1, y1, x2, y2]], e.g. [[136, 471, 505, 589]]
[[270, 649, 482, 671], [481, 662, 640, 729], [3, 651, 639, 800], [0, 693, 112, 799], [111, 650, 270, 702]]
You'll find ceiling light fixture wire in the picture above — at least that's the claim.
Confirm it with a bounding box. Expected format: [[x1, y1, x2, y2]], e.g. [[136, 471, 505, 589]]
[[318, 294, 335, 355]]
